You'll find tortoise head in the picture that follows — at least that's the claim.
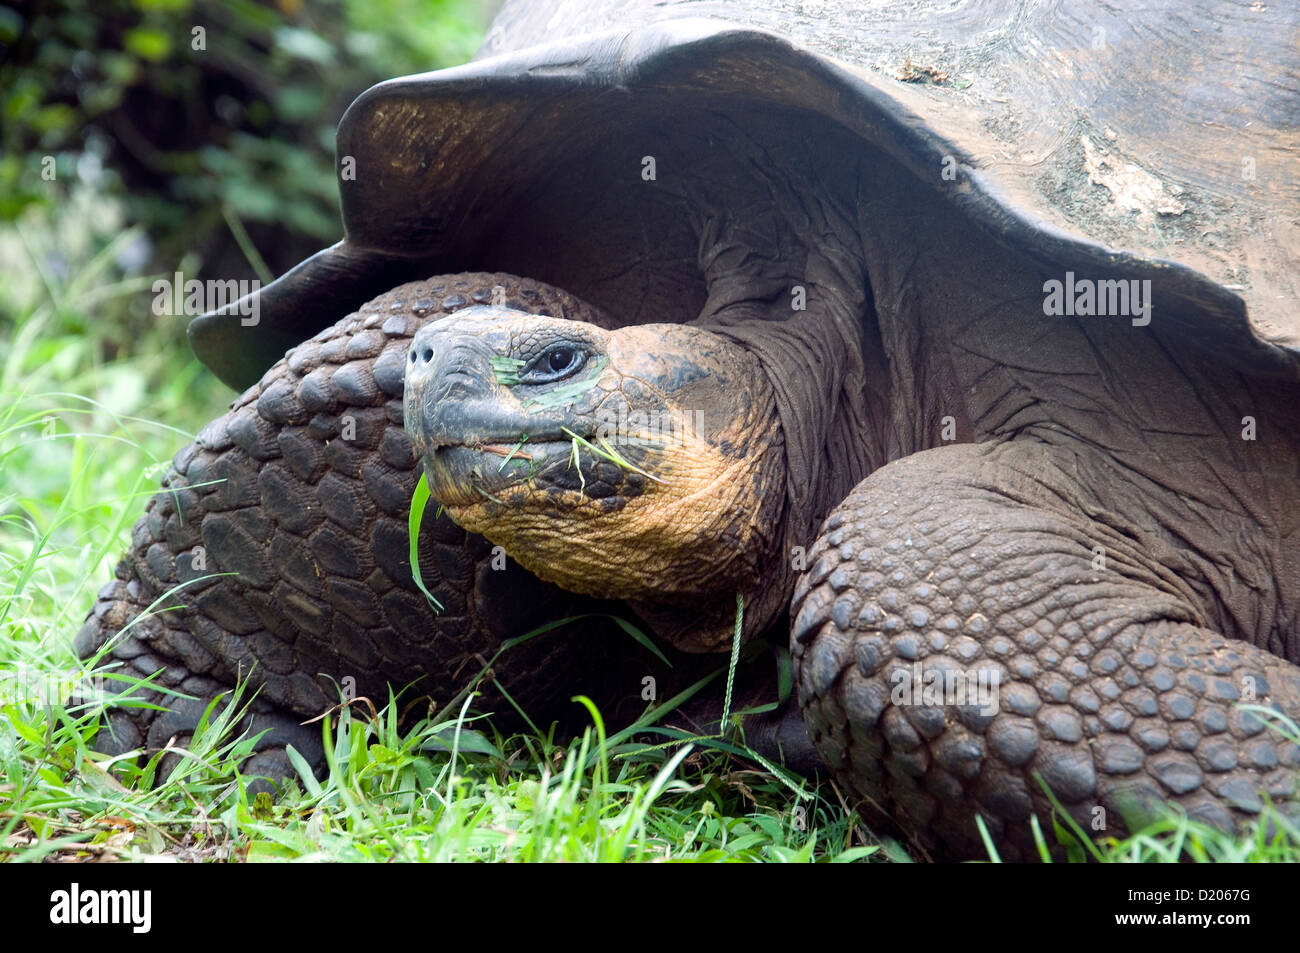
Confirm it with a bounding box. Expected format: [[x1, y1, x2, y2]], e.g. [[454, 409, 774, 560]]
[[404, 305, 788, 649]]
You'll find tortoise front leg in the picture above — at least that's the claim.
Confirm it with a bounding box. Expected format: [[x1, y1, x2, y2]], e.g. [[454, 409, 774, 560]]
[[75, 273, 630, 788], [792, 444, 1300, 860]]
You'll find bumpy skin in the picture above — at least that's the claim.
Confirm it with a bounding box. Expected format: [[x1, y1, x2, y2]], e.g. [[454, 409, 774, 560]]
[[77, 273, 689, 781], [794, 443, 1300, 860]]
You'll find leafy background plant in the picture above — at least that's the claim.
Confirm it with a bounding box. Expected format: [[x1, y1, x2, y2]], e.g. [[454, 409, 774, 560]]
[[3, 0, 483, 268], [1, 0, 484, 401]]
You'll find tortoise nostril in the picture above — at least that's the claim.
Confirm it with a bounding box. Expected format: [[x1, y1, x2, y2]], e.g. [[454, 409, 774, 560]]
[[409, 350, 417, 362], [421, 348, 433, 363]]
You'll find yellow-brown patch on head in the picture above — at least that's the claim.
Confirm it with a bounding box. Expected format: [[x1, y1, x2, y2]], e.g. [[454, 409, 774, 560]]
[[449, 388, 781, 602]]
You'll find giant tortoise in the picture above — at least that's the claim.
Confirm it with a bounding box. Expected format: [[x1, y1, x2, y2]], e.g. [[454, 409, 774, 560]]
[[78, 0, 1300, 859]]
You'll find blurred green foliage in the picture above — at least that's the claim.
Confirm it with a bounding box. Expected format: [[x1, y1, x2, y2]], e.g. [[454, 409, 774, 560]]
[[0, 0, 487, 410], [1, 0, 489, 279]]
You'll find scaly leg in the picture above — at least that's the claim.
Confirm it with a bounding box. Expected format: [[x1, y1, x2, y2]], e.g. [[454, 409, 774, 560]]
[[793, 443, 1300, 859]]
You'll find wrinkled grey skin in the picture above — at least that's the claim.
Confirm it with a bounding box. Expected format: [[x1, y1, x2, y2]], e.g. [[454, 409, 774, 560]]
[[391, 2, 1300, 860], [395, 185, 1300, 858]]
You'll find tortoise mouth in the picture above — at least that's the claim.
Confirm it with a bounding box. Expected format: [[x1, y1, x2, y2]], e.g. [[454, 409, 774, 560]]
[[425, 430, 660, 512], [427, 438, 583, 506]]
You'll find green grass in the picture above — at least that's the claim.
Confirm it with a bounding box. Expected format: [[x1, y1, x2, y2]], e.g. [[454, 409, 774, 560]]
[[4, 197, 1300, 863]]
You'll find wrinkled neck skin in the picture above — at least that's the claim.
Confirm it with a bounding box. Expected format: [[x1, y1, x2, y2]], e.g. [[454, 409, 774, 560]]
[[618, 362, 789, 653], [629, 137, 935, 651], [424, 135, 958, 653]]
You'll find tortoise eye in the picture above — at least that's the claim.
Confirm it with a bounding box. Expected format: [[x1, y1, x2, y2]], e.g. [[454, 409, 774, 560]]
[[522, 342, 588, 383], [548, 347, 576, 373]]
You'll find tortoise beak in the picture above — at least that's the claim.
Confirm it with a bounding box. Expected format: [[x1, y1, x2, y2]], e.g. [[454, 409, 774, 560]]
[[403, 319, 582, 506], [404, 323, 501, 452]]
